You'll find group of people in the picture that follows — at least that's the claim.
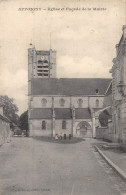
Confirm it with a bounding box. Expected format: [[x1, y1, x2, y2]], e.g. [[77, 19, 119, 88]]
[[55, 133, 72, 140]]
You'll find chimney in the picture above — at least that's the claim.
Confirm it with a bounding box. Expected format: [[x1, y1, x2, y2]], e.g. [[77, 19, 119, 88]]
[[0, 106, 4, 116], [122, 25, 126, 39]]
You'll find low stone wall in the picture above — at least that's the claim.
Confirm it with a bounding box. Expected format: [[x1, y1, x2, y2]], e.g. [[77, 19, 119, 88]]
[[96, 125, 113, 142], [0, 122, 11, 146]]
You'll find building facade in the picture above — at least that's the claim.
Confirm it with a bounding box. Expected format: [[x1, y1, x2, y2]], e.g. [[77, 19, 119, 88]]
[[110, 25, 126, 147], [28, 46, 111, 138], [0, 106, 10, 145], [95, 82, 113, 141]]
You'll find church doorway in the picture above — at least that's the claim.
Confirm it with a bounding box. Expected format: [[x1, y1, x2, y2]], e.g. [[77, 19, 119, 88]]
[[76, 121, 92, 137]]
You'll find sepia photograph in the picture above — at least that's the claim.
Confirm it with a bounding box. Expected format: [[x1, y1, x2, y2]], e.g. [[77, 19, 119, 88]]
[[0, 0, 126, 194]]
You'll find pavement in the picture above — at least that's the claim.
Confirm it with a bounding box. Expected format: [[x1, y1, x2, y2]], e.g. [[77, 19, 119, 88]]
[[94, 141, 126, 181], [0, 137, 126, 195]]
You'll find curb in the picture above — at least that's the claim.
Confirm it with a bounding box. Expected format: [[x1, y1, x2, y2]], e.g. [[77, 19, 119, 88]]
[[94, 145, 126, 181]]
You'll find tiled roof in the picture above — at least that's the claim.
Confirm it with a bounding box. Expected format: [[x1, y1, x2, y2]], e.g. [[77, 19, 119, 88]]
[[30, 108, 52, 119], [30, 108, 72, 119], [55, 108, 72, 119], [105, 82, 112, 96], [30, 108, 91, 120], [0, 114, 10, 123], [75, 108, 91, 119], [31, 78, 111, 96]]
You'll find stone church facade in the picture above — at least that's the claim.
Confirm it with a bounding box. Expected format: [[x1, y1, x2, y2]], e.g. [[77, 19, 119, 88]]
[[28, 46, 111, 138]]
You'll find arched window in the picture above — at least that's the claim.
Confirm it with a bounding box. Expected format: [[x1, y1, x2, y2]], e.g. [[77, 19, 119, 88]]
[[77, 99, 83, 108], [41, 98, 47, 107], [44, 60, 48, 64], [62, 121, 66, 129], [59, 98, 65, 107], [42, 121, 46, 130], [38, 60, 43, 64], [96, 99, 99, 107]]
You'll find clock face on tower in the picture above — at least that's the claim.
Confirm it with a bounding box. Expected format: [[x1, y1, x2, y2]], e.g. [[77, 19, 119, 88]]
[[41, 56, 45, 60]]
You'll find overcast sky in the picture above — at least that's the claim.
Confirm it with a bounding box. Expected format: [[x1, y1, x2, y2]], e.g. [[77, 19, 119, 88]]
[[0, 0, 125, 115]]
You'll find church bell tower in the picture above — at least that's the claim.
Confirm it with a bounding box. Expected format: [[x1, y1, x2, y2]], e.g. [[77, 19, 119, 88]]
[[28, 43, 56, 136], [28, 44, 56, 80]]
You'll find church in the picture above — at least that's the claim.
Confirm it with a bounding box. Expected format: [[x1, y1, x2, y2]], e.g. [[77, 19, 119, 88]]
[[28, 45, 111, 138]]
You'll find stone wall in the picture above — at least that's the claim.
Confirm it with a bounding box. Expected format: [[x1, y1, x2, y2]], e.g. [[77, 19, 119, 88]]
[[30, 119, 52, 136], [55, 120, 72, 136], [88, 97, 104, 108], [0, 119, 10, 146], [33, 96, 52, 108], [110, 25, 126, 148], [30, 119, 73, 137], [121, 101, 126, 148], [32, 95, 104, 109], [96, 122, 113, 142]]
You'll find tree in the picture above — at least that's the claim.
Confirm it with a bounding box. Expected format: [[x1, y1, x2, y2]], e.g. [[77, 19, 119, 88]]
[[0, 95, 19, 126], [99, 110, 110, 127], [19, 110, 29, 136]]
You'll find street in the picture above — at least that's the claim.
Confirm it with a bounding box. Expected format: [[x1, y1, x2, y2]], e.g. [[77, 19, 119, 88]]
[[0, 137, 124, 195]]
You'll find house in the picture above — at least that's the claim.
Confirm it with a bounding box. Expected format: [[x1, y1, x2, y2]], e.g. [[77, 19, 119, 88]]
[[0, 106, 11, 145], [110, 25, 126, 147]]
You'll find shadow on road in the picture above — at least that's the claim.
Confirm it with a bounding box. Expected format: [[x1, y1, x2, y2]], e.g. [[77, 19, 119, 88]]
[[32, 136, 85, 144]]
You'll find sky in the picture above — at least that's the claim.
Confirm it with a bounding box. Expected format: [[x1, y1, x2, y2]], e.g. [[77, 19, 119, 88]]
[[0, 0, 125, 115]]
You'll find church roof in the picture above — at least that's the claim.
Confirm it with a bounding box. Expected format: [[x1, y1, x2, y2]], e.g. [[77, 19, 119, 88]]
[[55, 108, 72, 119], [30, 108, 52, 119], [75, 108, 91, 119], [30, 108, 72, 119], [31, 78, 111, 96], [30, 108, 91, 120], [0, 114, 10, 123]]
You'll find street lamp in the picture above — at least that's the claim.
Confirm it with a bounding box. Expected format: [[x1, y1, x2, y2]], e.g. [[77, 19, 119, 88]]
[[117, 81, 126, 97]]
